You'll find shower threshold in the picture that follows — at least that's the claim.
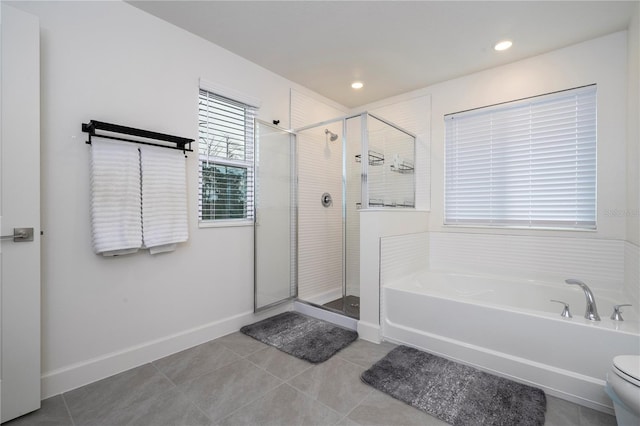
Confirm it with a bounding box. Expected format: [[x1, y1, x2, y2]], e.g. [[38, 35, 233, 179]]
[[323, 295, 360, 319]]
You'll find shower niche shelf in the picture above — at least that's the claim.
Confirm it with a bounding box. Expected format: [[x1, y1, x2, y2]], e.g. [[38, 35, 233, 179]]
[[356, 200, 415, 209], [355, 150, 384, 166], [390, 160, 414, 174]]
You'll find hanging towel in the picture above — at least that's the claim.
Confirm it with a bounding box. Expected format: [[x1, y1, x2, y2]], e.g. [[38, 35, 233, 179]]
[[90, 139, 143, 256], [140, 145, 188, 254]]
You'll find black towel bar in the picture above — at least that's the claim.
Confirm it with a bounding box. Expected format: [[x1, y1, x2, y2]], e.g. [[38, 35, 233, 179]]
[[82, 120, 194, 154]]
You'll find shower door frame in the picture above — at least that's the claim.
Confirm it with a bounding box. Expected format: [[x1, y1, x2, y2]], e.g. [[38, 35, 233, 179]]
[[253, 119, 298, 312], [258, 112, 416, 318], [293, 115, 351, 317]]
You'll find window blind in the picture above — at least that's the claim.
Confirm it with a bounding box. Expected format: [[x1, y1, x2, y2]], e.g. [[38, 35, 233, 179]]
[[198, 89, 256, 222], [444, 85, 597, 229]]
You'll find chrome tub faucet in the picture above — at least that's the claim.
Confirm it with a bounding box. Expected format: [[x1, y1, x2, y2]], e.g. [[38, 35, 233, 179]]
[[565, 279, 601, 321]]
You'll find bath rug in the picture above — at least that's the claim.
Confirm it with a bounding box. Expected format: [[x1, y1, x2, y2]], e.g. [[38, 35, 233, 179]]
[[240, 311, 358, 363], [361, 346, 546, 426]]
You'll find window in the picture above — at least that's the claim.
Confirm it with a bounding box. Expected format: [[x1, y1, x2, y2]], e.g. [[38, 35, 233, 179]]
[[198, 89, 257, 223], [444, 85, 597, 229]]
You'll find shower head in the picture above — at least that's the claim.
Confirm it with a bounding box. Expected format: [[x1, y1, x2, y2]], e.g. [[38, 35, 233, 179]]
[[325, 129, 338, 142]]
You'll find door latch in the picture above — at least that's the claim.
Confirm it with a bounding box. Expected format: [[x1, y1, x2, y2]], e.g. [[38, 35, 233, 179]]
[[0, 227, 34, 242]]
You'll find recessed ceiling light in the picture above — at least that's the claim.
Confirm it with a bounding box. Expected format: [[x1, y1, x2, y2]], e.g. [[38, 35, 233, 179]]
[[494, 40, 513, 51], [351, 81, 364, 89]]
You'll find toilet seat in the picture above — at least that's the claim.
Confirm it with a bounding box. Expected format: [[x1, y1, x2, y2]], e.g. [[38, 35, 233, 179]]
[[613, 355, 640, 387]]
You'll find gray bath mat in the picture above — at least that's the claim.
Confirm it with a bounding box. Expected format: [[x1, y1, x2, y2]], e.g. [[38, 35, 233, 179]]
[[240, 311, 358, 363], [361, 346, 546, 426]]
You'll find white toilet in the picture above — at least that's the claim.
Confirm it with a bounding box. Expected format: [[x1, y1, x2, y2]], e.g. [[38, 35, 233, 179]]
[[605, 355, 640, 426]]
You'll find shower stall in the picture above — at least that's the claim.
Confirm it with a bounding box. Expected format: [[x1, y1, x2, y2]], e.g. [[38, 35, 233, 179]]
[[254, 113, 415, 320]]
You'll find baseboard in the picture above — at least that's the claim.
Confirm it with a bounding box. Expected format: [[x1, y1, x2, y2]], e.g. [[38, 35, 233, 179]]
[[357, 320, 381, 343], [41, 303, 291, 398], [383, 319, 615, 415]]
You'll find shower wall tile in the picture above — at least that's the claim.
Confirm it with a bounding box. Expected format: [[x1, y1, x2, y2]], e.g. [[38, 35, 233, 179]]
[[297, 129, 344, 303], [380, 232, 429, 288], [624, 241, 639, 304], [290, 88, 346, 129], [429, 232, 625, 291], [369, 94, 431, 211]]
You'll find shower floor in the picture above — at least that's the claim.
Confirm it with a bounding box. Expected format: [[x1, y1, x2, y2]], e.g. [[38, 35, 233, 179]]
[[323, 295, 360, 319]]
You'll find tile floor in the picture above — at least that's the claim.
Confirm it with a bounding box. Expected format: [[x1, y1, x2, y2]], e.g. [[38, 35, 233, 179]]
[[5, 334, 617, 426]]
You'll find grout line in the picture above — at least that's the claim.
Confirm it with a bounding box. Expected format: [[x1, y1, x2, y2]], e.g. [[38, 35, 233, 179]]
[[189, 399, 214, 424], [284, 379, 347, 419], [150, 361, 214, 424], [242, 345, 315, 382], [60, 393, 77, 426], [215, 332, 288, 361], [213, 380, 286, 424], [246, 358, 288, 383], [150, 360, 179, 388]]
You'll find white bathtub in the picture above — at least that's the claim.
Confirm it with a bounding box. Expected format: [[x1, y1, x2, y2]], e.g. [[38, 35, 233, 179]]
[[381, 270, 640, 413]]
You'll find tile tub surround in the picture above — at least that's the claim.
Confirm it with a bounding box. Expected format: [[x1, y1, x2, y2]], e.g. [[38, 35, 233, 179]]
[[5, 335, 617, 426]]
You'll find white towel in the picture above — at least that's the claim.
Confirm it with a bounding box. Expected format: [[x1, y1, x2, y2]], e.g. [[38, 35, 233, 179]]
[[90, 139, 143, 256], [140, 145, 188, 254]]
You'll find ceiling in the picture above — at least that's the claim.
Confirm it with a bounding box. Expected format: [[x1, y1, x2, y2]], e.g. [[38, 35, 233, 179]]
[[128, 1, 637, 108]]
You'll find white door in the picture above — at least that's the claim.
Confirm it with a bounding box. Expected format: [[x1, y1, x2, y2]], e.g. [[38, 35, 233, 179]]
[[0, 3, 42, 422]]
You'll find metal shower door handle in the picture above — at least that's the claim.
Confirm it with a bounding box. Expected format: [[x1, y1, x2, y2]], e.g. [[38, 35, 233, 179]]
[[0, 227, 34, 242]]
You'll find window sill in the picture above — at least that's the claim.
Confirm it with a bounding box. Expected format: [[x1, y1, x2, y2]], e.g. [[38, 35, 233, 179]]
[[442, 223, 597, 232], [199, 220, 253, 229]]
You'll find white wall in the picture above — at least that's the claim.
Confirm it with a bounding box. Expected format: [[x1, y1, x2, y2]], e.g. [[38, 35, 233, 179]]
[[11, 0, 343, 397], [11, 0, 638, 396], [428, 31, 628, 240], [627, 4, 640, 246], [363, 31, 635, 333], [625, 3, 640, 305], [422, 32, 632, 298]]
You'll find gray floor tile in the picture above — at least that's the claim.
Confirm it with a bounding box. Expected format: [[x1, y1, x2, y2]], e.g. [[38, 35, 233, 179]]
[[335, 339, 397, 368], [178, 358, 282, 421], [216, 331, 269, 357], [93, 387, 212, 426], [347, 389, 448, 426], [217, 383, 342, 426], [152, 340, 240, 385], [64, 363, 174, 426], [18, 334, 615, 426], [3, 395, 73, 426], [288, 356, 372, 414], [335, 416, 361, 426], [247, 346, 313, 380], [579, 405, 617, 426], [544, 395, 581, 426]]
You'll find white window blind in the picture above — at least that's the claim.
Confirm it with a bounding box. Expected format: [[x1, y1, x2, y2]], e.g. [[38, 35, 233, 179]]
[[198, 89, 256, 222], [445, 85, 597, 229]]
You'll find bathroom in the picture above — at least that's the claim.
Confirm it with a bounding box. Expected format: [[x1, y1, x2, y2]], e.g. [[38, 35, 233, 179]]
[[1, 1, 639, 425]]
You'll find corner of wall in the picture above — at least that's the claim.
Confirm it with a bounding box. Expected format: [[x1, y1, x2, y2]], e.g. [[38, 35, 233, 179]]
[[628, 3, 640, 246]]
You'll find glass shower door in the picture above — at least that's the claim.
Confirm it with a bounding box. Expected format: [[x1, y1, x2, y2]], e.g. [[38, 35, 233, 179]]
[[254, 120, 296, 311]]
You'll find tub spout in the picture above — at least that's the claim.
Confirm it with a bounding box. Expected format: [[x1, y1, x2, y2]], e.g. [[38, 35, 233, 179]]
[[565, 279, 600, 321]]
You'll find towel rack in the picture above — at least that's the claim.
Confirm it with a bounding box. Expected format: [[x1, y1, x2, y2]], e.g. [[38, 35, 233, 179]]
[[82, 120, 194, 154]]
